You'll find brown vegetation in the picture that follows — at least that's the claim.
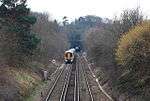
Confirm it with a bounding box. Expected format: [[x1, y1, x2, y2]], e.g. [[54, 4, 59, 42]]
[[84, 8, 146, 100], [116, 21, 150, 99]]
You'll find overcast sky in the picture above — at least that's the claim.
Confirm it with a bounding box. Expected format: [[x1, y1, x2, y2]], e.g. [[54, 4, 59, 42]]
[[27, 0, 150, 21]]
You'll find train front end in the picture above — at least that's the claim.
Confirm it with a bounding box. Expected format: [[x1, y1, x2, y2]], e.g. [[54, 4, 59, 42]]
[[64, 49, 75, 64]]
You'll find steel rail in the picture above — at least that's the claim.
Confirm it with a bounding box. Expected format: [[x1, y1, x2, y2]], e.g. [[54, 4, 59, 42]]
[[74, 61, 80, 101], [60, 62, 79, 101], [76, 58, 80, 101], [83, 56, 114, 101], [59, 65, 72, 101], [80, 58, 94, 101], [74, 67, 77, 101], [45, 65, 67, 101]]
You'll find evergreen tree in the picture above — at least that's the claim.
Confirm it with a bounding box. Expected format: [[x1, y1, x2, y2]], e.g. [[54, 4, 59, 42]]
[[0, 0, 40, 67]]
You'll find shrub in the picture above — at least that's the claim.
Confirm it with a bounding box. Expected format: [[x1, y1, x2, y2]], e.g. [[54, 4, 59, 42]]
[[115, 21, 150, 97]]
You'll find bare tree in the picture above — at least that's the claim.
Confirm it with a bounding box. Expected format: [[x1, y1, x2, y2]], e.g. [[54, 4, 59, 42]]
[[31, 12, 69, 64]]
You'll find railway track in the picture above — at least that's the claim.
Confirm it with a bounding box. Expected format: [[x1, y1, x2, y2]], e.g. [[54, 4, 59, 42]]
[[80, 56, 113, 101], [79, 57, 94, 101], [60, 60, 80, 101], [44, 64, 70, 101], [44, 55, 113, 101], [45, 59, 80, 101]]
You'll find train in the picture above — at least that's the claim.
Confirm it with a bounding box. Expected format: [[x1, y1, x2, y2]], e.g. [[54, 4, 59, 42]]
[[64, 48, 75, 64]]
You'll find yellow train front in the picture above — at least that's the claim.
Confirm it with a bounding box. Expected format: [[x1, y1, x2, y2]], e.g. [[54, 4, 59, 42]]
[[64, 49, 75, 64]]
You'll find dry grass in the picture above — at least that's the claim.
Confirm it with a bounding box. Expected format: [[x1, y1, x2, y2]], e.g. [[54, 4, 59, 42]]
[[10, 67, 41, 96], [0, 66, 41, 100]]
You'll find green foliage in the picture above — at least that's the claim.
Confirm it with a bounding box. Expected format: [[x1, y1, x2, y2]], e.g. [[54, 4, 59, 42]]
[[0, 0, 40, 67], [115, 21, 150, 97], [17, 16, 37, 25]]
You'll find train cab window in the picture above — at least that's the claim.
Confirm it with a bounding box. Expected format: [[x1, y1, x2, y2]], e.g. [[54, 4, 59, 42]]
[[70, 53, 72, 57], [65, 53, 68, 57]]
